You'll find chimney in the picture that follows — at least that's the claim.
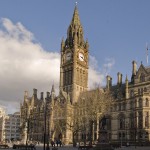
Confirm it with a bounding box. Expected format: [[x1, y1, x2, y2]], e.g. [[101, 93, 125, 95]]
[[47, 92, 50, 98], [117, 72, 122, 85], [33, 89, 37, 98], [40, 92, 44, 100], [106, 75, 112, 89], [125, 75, 129, 99], [132, 61, 137, 76]]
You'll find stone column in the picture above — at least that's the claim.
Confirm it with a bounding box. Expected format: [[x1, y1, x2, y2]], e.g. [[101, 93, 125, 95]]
[[96, 117, 99, 140], [92, 122, 95, 141]]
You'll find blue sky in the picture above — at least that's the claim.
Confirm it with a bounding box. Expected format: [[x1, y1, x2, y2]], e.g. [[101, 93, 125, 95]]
[[0, 0, 150, 113]]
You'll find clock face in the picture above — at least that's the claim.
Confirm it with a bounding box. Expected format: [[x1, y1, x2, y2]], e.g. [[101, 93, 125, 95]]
[[66, 52, 71, 61], [79, 53, 84, 61]]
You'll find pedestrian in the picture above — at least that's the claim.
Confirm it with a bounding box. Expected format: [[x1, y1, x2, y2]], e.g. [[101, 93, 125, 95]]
[[56, 140, 59, 147], [59, 140, 62, 147], [51, 140, 54, 147]]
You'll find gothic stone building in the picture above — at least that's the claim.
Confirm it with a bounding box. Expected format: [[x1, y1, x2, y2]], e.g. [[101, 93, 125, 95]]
[[20, 6, 150, 145]]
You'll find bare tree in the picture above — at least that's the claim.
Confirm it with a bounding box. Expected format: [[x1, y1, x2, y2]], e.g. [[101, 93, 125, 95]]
[[51, 88, 113, 146], [77, 88, 114, 144]]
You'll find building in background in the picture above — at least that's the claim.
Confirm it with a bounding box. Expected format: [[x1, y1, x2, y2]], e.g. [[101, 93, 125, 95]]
[[3, 112, 20, 142], [0, 107, 6, 142]]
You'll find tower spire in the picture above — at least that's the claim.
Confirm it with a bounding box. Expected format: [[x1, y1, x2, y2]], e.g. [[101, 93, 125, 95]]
[[51, 84, 55, 93], [71, 5, 81, 26], [65, 5, 85, 48], [60, 6, 89, 104]]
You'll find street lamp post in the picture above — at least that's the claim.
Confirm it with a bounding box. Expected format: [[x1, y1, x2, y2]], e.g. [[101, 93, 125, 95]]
[[25, 118, 30, 150], [43, 102, 46, 150], [125, 122, 128, 146], [44, 99, 50, 150], [25, 107, 30, 150], [46, 107, 50, 150], [121, 132, 123, 148], [134, 126, 137, 148]]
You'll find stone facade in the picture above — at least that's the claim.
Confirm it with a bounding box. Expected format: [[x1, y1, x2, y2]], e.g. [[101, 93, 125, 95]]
[[20, 6, 150, 145], [0, 107, 6, 142], [109, 62, 150, 145], [60, 5, 89, 104]]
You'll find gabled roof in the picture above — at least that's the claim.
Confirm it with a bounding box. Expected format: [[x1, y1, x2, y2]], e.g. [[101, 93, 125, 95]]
[[136, 63, 148, 75]]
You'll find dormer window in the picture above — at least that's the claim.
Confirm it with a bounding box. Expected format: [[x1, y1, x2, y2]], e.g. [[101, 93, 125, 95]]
[[140, 73, 145, 82], [130, 90, 134, 98]]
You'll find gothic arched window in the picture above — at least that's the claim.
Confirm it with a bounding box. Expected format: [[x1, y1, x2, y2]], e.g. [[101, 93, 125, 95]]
[[130, 90, 134, 98], [139, 98, 142, 107], [145, 112, 149, 128], [140, 73, 145, 82], [119, 117, 125, 129], [119, 103, 121, 111], [130, 101, 134, 109], [144, 87, 147, 92], [138, 89, 140, 95], [145, 98, 149, 107], [130, 113, 135, 128], [138, 111, 143, 129], [122, 102, 126, 110]]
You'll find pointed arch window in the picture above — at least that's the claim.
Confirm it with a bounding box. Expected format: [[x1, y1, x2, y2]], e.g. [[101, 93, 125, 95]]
[[119, 118, 124, 129], [145, 132, 149, 139], [130, 113, 135, 129], [139, 98, 142, 107], [140, 73, 145, 82], [119, 103, 121, 111], [130, 90, 134, 98], [122, 102, 126, 110], [145, 112, 149, 128], [145, 98, 149, 107], [118, 116, 125, 129], [144, 87, 147, 92], [130, 101, 134, 109], [138, 111, 143, 129], [138, 89, 140, 95]]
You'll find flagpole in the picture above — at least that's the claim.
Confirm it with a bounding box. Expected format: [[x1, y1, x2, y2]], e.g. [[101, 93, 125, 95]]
[[146, 43, 149, 65]]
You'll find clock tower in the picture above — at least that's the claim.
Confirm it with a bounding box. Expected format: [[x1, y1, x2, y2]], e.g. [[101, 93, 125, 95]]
[[60, 5, 89, 104]]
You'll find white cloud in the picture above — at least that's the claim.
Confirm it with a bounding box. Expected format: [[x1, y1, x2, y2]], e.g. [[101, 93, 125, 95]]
[[0, 18, 115, 114], [0, 18, 60, 113], [88, 56, 115, 89]]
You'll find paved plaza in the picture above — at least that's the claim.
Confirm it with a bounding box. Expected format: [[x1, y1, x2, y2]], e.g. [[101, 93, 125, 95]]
[[114, 146, 150, 150], [2, 145, 77, 150], [3, 145, 150, 150]]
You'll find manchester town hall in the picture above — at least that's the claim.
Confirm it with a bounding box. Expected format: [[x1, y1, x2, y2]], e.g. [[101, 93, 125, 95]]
[[20, 6, 150, 145]]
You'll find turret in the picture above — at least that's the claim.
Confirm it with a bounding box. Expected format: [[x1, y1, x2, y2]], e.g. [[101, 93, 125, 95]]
[[117, 72, 122, 86], [106, 75, 112, 90], [61, 38, 65, 51], [46, 92, 50, 99], [33, 89, 37, 99], [131, 60, 137, 83], [24, 91, 28, 99], [31, 89, 37, 107], [85, 39, 89, 50], [125, 75, 129, 99], [132, 61, 137, 76], [51, 84, 55, 100], [40, 92, 44, 100]]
